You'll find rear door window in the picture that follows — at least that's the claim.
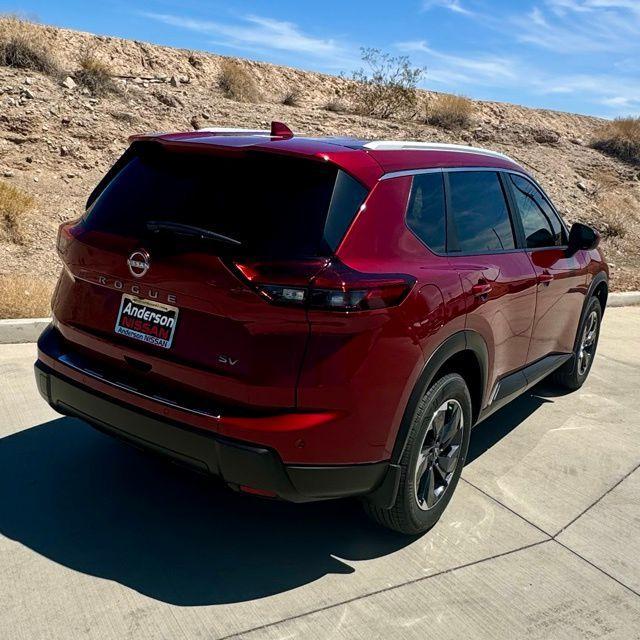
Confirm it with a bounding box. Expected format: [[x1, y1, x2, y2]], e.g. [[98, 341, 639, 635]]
[[508, 174, 565, 248], [447, 171, 515, 253], [83, 148, 368, 257], [406, 172, 446, 253]]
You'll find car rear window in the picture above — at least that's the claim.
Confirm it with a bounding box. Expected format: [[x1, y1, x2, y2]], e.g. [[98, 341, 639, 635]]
[[83, 147, 368, 257], [406, 172, 446, 253]]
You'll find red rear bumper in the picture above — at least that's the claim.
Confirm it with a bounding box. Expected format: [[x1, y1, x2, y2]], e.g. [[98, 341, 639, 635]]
[[37, 324, 390, 470], [35, 328, 393, 503]]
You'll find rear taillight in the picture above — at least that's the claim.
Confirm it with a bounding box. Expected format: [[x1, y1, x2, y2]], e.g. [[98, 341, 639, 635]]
[[56, 221, 79, 256], [231, 258, 415, 312]]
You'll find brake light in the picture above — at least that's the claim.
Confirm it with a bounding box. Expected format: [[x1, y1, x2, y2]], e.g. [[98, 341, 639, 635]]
[[232, 258, 415, 312]]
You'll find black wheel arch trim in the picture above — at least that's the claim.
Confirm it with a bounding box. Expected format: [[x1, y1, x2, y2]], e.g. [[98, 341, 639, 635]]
[[586, 271, 608, 313], [560, 271, 607, 377], [367, 330, 487, 509], [575, 271, 608, 349], [391, 330, 488, 465]]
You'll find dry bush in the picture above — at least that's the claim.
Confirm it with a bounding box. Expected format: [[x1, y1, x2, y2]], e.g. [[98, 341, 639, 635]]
[[0, 15, 58, 75], [590, 172, 620, 200], [344, 48, 424, 120], [282, 89, 301, 107], [152, 89, 183, 108], [595, 191, 638, 239], [425, 93, 475, 129], [109, 110, 138, 125], [218, 59, 260, 102], [75, 52, 118, 96], [0, 180, 34, 244], [0, 274, 54, 319], [591, 117, 640, 164], [323, 98, 346, 113], [187, 52, 204, 69]]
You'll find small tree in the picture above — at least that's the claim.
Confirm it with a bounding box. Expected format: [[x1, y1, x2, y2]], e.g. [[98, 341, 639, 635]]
[[345, 48, 425, 120]]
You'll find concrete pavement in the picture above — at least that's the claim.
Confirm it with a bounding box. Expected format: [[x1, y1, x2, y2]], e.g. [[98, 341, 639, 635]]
[[1, 307, 639, 639]]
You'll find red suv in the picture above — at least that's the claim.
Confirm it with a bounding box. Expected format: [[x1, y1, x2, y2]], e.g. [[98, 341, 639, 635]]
[[35, 122, 608, 534]]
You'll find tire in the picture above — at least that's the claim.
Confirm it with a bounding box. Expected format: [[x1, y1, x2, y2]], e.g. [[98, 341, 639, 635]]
[[363, 373, 472, 535], [551, 297, 602, 391]]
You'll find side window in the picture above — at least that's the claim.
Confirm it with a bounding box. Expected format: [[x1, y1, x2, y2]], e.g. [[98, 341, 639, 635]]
[[509, 174, 565, 248], [406, 172, 446, 253], [447, 171, 515, 253]]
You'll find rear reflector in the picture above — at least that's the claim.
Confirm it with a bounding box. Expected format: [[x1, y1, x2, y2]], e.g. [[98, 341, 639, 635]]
[[239, 485, 278, 497], [231, 257, 415, 312]]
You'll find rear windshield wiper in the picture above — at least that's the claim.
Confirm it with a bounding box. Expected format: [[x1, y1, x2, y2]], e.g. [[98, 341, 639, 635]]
[[145, 220, 242, 246]]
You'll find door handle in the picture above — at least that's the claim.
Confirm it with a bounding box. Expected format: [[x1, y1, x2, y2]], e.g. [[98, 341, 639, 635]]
[[471, 282, 493, 298], [538, 271, 554, 285]]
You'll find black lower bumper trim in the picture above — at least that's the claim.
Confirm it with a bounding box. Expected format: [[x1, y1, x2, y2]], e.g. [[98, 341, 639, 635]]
[[34, 359, 388, 503]]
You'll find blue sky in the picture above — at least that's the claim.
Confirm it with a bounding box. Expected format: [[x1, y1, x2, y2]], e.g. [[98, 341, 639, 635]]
[[3, 0, 639, 118]]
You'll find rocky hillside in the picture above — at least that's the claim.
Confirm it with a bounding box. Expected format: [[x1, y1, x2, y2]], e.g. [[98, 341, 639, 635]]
[[1, 20, 639, 317]]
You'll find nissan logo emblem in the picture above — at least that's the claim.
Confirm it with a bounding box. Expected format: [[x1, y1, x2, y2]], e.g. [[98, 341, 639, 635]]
[[127, 249, 150, 278]]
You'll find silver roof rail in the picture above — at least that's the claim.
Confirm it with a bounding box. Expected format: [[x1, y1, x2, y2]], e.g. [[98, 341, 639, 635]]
[[362, 141, 513, 162]]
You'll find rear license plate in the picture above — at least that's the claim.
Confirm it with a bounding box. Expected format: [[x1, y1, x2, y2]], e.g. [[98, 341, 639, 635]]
[[114, 294, 179, 349]]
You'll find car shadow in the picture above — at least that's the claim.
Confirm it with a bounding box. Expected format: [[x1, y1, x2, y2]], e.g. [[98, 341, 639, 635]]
[[1, 384, 554, 606], [467, 382, 555, 465], [0, 417, 412, 606]]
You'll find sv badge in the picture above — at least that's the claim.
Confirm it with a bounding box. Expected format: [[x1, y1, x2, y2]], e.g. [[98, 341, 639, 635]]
[[218, 355, 239, 367]]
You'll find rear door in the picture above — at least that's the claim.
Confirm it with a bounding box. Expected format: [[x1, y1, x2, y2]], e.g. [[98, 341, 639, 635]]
[[504, 173, 587, 362], [54, 146, 367, 408], [443, 170, 538, 397]]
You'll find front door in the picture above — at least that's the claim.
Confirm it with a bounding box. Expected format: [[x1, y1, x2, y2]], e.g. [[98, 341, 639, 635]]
[[444, 170, 538, 396], [503, 173, 587, 362]]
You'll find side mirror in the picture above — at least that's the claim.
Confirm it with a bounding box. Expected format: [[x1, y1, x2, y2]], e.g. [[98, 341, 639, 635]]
[[568, 222, 600, 252]]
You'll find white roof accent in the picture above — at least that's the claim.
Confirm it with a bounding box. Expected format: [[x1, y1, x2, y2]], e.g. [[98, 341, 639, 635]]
[[362, 141, 513, 162]]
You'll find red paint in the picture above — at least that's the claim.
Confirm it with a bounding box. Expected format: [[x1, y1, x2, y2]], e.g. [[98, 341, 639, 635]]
[[42, 129, 608, 471]]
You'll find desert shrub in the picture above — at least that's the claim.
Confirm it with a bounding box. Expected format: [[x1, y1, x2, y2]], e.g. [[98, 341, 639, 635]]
[[530, 127, 560, 144], [344, 48, 424, 120], [152, 89, 183, 108], [323, 99, 346, 113], [188, 52, 204, 69], [75, 52, 118, 96], [591, 117, 640, 164], [599, 216, 627, 239], [595, 191, 637, 239], [218, 59, 260, 102], [425, 93, 475, 129], [0, 274, 54, 318], [0, 179, 34, 244], [282, 89, 301, 107], [0, 15, 58, 75], [109, 110, 138, 125]]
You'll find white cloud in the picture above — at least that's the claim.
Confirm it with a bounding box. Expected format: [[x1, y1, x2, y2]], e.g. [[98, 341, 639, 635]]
[[512, 1, 640, 54], [421, 0, 472, 15], [395, 36, 640, 117], [144, 12, 345, 59], [395, 40, 517, 86]]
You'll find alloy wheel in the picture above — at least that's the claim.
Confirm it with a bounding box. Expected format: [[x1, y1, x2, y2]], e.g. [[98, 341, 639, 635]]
[[577, 310, 598, 376], [414, 399, 464, 511]]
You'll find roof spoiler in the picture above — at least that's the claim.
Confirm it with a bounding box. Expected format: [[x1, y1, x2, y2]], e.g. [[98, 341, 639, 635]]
[[129, 121, 294, 144]]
